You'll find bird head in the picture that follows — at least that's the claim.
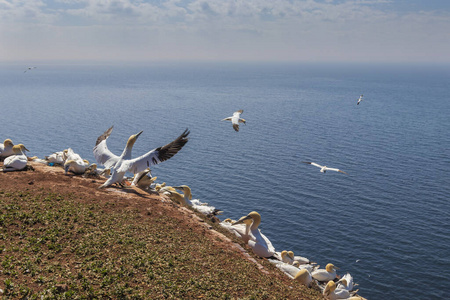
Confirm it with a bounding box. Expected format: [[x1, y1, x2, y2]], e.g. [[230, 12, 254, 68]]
[[127, 130, 143, 148], [3, 139, 13, 146], [325, 263, 338, 272], [323, 281, 336, 297]]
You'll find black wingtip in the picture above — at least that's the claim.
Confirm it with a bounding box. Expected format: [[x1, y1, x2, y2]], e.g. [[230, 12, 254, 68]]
[[95, 125, 114, 146]]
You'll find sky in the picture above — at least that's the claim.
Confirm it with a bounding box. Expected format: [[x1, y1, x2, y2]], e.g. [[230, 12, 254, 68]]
[[1, 0, 449, 63]]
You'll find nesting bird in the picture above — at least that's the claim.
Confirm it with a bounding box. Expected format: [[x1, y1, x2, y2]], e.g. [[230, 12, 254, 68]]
[[2, 144, 29, 171], [222, 110, 246, 132], [232, 211, 275, 258], [311, 263, 339, 282], [93, 126, 189, 189], [0, 139, 15, 160], [63, 148, 89, 175]]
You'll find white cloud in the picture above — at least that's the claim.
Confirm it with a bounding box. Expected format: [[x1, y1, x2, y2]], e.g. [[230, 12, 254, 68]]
[[1, 0, 449, 62]]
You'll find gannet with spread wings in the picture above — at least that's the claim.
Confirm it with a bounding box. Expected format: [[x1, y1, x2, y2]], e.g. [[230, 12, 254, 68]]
[[93, 126, 189, 188]]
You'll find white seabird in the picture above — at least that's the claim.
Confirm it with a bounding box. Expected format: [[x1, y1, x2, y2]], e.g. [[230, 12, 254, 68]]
[[222, 109, 246, 132], [93, 126, 189, 189], [131, 168, 157, 190], [24, 67, 37, 73], [165, 185, 222, 216], [0, 139, 15, 160], [311, 263, 339, 282], [357, 94, 363, 105], [2, 144, 29, 171], [63, 148, 89, 175], [46, 150, 66, 165], [275, 250, 310, 265], [323, 280, 356, 300], [294, 268, 313, 287], [337, 272, 355, 291], [232, 211, 275, 258], [302, 162, 347, 174], [268, 259, 315, 279], [219, 218, 252, 243]]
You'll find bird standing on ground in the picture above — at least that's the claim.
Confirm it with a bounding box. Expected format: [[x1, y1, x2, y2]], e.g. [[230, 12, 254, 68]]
[[93, 126, 189, 189], [222, 110, 246, 132], [311, 263, 339, 282], [302, 162, 347, 174]]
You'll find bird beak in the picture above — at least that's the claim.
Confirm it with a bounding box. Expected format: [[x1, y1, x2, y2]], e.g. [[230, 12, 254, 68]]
[[23, 146, 30, 151], [232, 215, 252, 226], [134, 131, 143, 139]]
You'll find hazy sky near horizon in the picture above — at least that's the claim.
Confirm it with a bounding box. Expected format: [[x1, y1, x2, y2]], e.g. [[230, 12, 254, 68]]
[[1, 0, 449, 63]]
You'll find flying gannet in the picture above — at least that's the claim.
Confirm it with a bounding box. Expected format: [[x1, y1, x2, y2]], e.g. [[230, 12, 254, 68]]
[[222, 109, 246, 132], [2, 144, 29, 171], [93, 126, 189, 189], [357, 95, 363, 105], [311, 263, 339, 282], [24, 66, 37, 73], [302, 162, 347, 174], [232, 211, 275, 258], [0, 139, 15, 160]]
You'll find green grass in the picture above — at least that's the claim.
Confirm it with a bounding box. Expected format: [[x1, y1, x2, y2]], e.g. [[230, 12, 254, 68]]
[[0, 189, 322, 299]]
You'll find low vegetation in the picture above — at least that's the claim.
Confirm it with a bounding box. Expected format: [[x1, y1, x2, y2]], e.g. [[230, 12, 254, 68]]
[[0, 187, 322, 299]]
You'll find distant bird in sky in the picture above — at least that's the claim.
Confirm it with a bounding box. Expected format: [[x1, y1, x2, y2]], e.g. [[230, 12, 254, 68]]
[[24, 66, 37, 73], [222, 109, 246, 132], [93, 126, 189, 188], [302, 162, 347, 174], [357, 94, 363, 105]]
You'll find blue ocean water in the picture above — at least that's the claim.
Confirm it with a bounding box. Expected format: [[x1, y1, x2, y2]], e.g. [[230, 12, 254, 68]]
[[1, 62, 449, 299]]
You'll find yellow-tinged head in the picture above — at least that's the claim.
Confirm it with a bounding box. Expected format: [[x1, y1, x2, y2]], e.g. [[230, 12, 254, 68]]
[[126, 130, 143, 148], [325, 263, 338, 272], [323, 281, 336, 297], [294, 269, 311, 286], [4, 139, 13, 146], [287, 251, 295, 259], [339, 279, 348, 287], [83, 159, 89, 165]]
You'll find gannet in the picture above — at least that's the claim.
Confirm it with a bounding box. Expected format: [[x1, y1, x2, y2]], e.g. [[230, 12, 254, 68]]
[[131, 168, 157, 190], [323, 280, 353, 300], [3, 144, 29, 170], [294, 269, 313, 287], [357, 95, 363, 105], [93, 126, 189, 189], [311, 263, 338, 282], [232, 211, 275, 258], [337, 273, 354, 291], [0, 139, 15, 160], [269, 259, 314, 279], [219, 218, 252, 243], [63, 148, 89, 175], [165, 185, 222, 216], [222, 110, 246, 132], [276, 250, 310, 265], [302, 162, 347, 174], [24, 66, 37, 73], [46, 150, 66, 165]]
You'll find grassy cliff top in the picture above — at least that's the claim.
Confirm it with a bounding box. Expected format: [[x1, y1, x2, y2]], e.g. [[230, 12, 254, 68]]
[[0, 162, 323, 299]]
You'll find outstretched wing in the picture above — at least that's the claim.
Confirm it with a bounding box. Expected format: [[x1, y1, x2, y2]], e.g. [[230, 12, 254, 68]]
[[93, 126, 120, 169], [328, 167, 347, 174], [302, 161, 323, 168], [125, 129, 190, 174]]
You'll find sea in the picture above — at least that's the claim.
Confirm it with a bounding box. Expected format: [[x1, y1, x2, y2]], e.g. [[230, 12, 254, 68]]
[[1, 61, 449, 299]]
